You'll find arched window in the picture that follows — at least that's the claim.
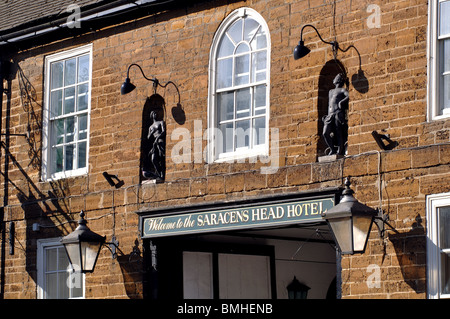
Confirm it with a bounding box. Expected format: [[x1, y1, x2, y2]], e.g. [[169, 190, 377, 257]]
[[208, 8, 270, 162]]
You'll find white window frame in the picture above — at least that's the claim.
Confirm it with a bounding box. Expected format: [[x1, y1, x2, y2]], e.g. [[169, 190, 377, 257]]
[[37, 238, 85, 299], [428, 0, 450, 121], [42, 44, 92, 181], [426, 192, 450, 299], [207, 8, 270, 163]]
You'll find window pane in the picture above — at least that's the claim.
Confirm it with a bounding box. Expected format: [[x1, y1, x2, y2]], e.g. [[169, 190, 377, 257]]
[[51, 62, 64, 89], [183, 252, 213, 299], [78, 114, 88, 140], [54, 119, 64, 145], [218, 91, 234, 122], [65, 144, 74, 171], [218, 35, 234, 58], [440, 207, 450, 248], [45, 272, 57, 299], [244, 18, 260, 43], [235, 120, 250, 149], [58, 272, 70, 299], [235, 43, 250, 55], [250, 28, 267, 50], [442, 40, 450, 73], [78, 141, 87, 169], [228, 19, 242, 44], [51, 89, 63, 117], [236, 88, 251, 118], [64, 58, 76, 86], [77, 55, 90, 83], [218, 254, 271, 299], [65, 117, 75, 143], [235, 54, 250, 86], [77, 83, 89, 111], [441, 252, 450, 295], [70, 271, 84, 298], [254, 84, 266, 115], [219, 122, 233, 153], [440, 1, 450, 37], [253, 116, 266, 146], [54, 146, 63, 173], [441, 74, 450, 111], [46, 248, 57, 272], [64, 87, 75, 114], [58, 247, 69, 270], [439, 206, 450, 295], [252, 51, 267, 82], [217, 58, 232, 89]]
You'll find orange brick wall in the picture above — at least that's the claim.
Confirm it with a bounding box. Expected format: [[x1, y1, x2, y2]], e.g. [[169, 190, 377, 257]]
[[0, 0, 448, 299]]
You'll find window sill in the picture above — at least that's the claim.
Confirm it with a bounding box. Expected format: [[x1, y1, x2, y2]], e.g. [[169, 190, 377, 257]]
[[429, 110, 450, 121], [42, 168, 88, 182], [212, 148, 268, 164]]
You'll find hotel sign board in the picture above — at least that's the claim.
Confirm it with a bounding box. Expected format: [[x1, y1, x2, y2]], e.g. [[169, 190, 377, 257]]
[[141, 196, 335, 238]]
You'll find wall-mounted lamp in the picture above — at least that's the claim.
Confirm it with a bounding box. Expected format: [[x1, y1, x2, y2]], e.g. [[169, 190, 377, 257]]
[[121, 63, 184, 124], [293, 24, 368, 93], [293, 24, 359, 61], [102, 171, 124, 188], [121, 63, 180, 101], [322, 178, 397, 255], [121, 63, 159, 95], [293, 24, 339, 60], [286, 276, 310, 299], [61, 211, 122, 273]]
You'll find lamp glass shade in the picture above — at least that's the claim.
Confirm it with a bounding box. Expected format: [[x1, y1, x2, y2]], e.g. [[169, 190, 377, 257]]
[[120, 77, 136, 95], [352, 215, 374, 252], [62, 239, 104, 273], [81, 241, 103, 272], [328, 216, 353, 254], [293, 41, 310, 60], [63, 242, 82, 272]]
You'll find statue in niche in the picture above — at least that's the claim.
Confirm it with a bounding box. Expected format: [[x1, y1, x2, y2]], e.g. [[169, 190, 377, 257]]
[[322, 73, 349, 156], [142, 110, 165, 181]]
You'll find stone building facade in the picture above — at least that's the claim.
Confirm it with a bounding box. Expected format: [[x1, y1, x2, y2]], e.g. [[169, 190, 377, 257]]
[[0, 0, 448, 300]]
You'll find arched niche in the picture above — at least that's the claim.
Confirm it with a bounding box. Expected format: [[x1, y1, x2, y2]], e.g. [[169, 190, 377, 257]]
[[140, 94, 166, 183]]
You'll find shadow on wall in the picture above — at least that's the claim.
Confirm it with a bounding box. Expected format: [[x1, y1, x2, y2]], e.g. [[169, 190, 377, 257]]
[[117, 239, 144, 298], [1, 61, 75, 290], [388, 214, 426, 294]]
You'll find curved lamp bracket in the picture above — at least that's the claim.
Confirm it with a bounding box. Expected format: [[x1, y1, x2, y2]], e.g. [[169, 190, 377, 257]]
[[294, 24, 362, 70], [121, 63, 181, 104]]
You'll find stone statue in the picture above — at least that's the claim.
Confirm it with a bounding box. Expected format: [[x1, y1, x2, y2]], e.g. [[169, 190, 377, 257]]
[[322, 73, 349, 156], [142, 110, 165, 181]]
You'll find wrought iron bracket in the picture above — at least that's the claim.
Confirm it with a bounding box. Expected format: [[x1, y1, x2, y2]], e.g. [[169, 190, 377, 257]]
[[373, 209, 399, 238], [105, 236, 123, 259]]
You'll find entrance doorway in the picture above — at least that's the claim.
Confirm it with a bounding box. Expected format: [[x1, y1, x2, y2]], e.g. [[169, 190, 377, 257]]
[[145, 223, 337, 299]]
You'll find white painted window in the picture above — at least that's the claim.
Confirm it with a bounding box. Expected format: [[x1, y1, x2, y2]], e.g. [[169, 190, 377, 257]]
[[42, 44, 92, 180], [218, 253, 271, 299], [427, 192, 450, 298], [37, 238, 85, 299], [428, 0, 450, 120], [182, 251, 272, 299], [208, 8, 270, 162], [183, 251, 214, 299]]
